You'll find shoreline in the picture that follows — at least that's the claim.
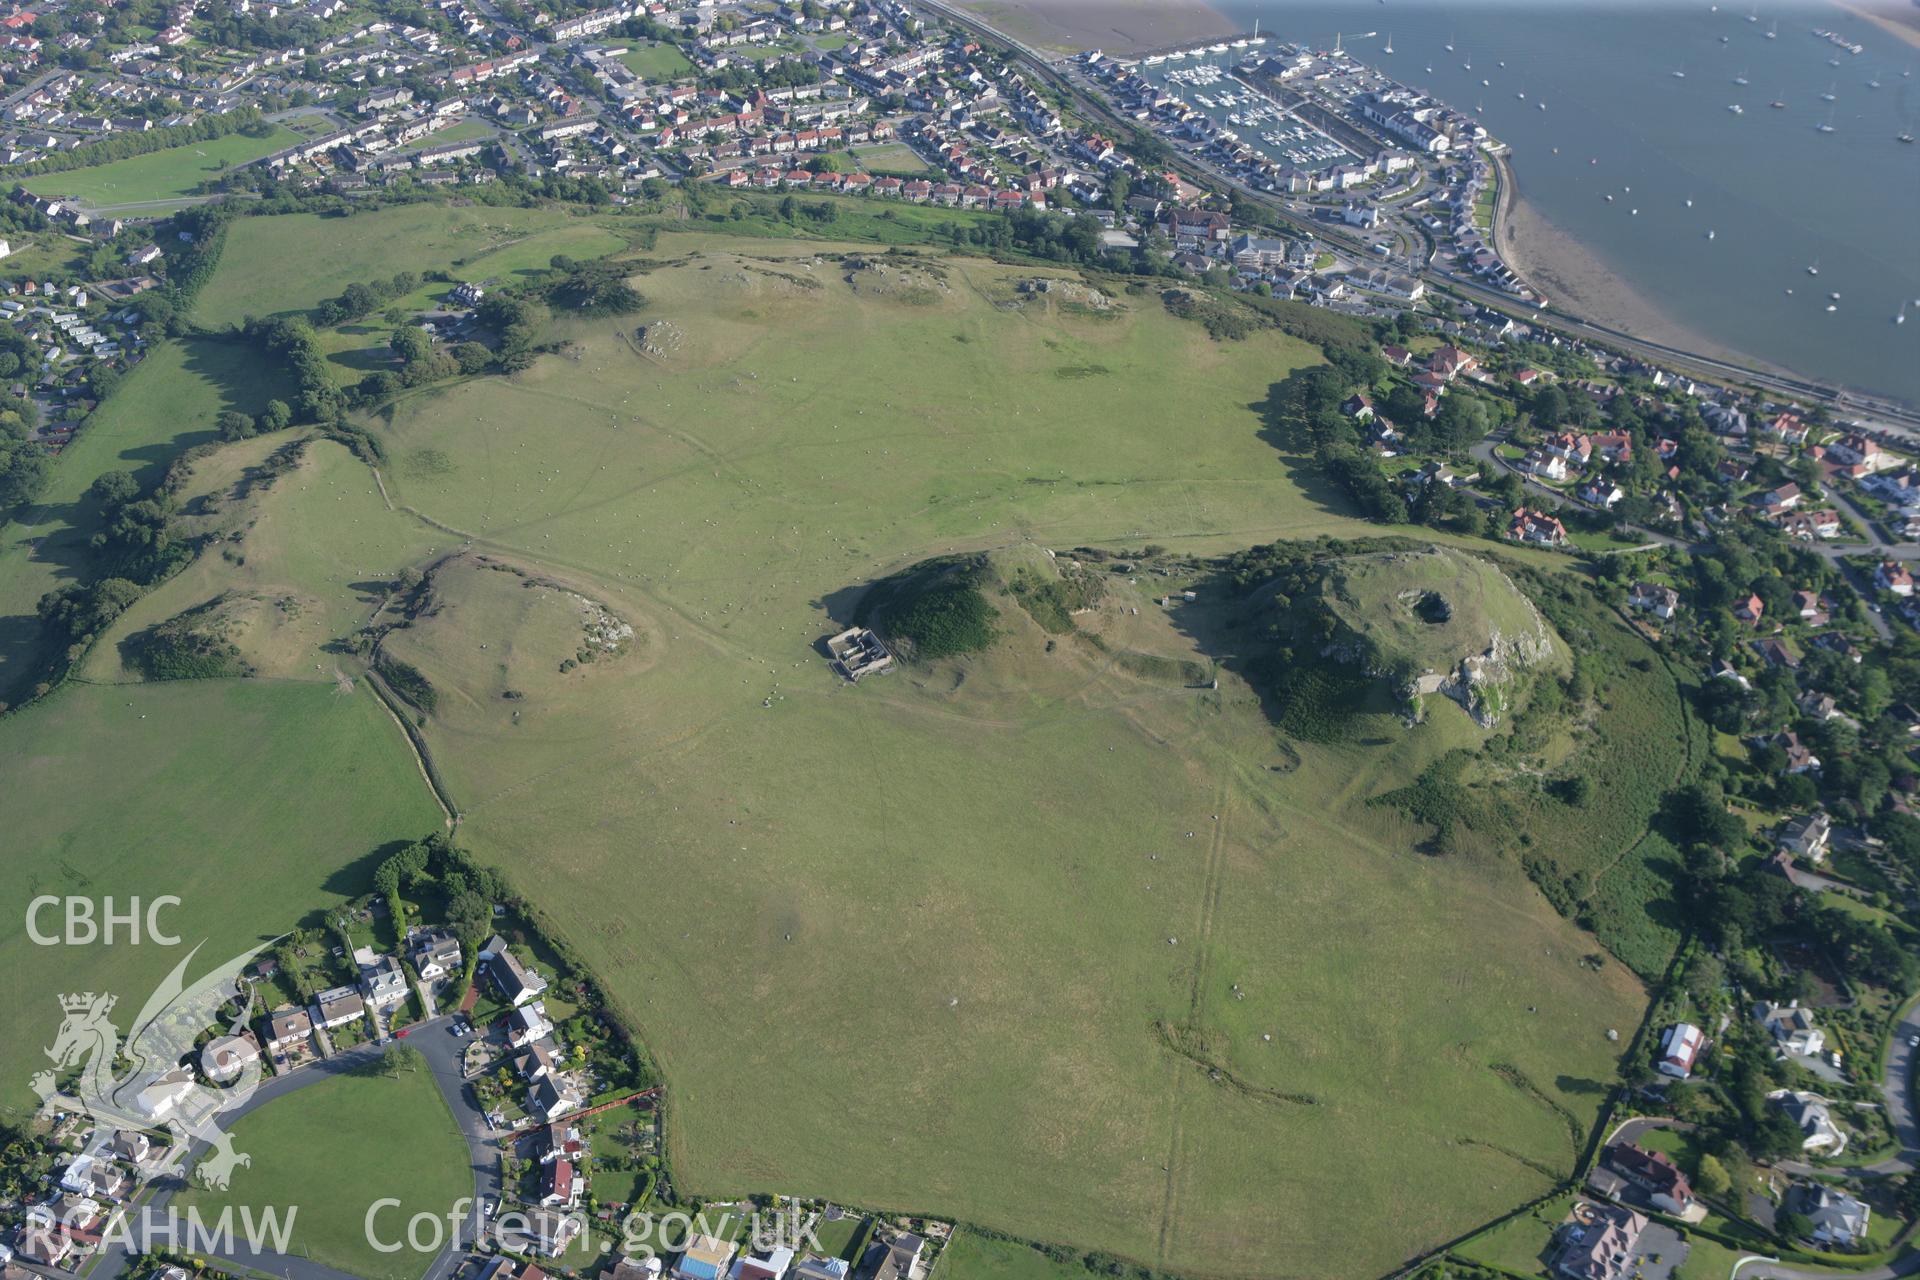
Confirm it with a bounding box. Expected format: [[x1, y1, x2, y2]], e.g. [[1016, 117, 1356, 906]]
[[1835, 0, 1920, 53], [1497, 189, 1759, 373], [946, 0, 1238, 56]]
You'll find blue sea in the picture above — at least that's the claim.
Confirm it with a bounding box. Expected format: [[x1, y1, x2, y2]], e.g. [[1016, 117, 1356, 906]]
[[1212, 0, 1920, 404]]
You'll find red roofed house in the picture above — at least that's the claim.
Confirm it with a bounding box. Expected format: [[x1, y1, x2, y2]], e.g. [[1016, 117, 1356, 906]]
[[1428, 345, 1478, 381], [1658, 1022, 1703, 1078], [1602, 1143, 1694, 1215], [1734, 593, 1765, 625], [1877, 560, 1915, 597], [539, 1158, 578, 1208], [1508, 507, 1568, 547]]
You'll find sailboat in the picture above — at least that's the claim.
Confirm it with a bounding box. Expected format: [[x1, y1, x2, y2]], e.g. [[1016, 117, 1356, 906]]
[[1729, 102, 1744, 113], [1898, 301, 1908, 326], [1820, 82, 1837, 101], [1383, 32, 1393, 53], [1733, 69, 1749, 85], [1444, 33, 1455, 51], [1672, 67, 1687, 78], [1766, 20, 1778, 38], [1807, 259, 1820, 276], [1901, 132, 1917, 144], [1746, 5, 1759, 20], [1816, 110, 1836, 132]]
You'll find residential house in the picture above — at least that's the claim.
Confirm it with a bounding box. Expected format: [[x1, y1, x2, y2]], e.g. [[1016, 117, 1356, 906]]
[[789, 1259, 849, 1280], [508, 1001, 555, 1048], [539, 1157, 578, 1208], [1791, 1183, 1871, 1248], [1756, 1001, 1825, 1057], [1774, 730, 1823, 775], [533, 1073, 584, 1122], [1771, 1090, 1846, 1154], [1628, 582, 1679, 620], [356, 949, 408, 1009], [1777, 813, 1832, 864], [1599, 1143, 1693, 1215], [867, 1235, 923, 1280], [1509, 507, 1569, 547], [1734, 594, 1765, 625], [311, 986, 366, 1031], [203, 1031, 261, 1082], [1875, 560, 1914, 597], [1522, 449, 1569, 482], [1550, 1202, 1646, 1280], [516, 1041, 556, 1083], [728, 1249, 795, 1280], [1428, 345, 1477, 381], [1578, 479, 1624, 509], [482, 934, 549, 1006], [1753, 482, 1802, 515], [1657, 1022, 1703, 1079], [1340, 392, 1374, 421], [409, 930, 462, 982], [673, 1234, 737, 1280], [263, 1008, 313, 1054], [1754, 637, 1799, 670], [1827, 432, 1890, 473]]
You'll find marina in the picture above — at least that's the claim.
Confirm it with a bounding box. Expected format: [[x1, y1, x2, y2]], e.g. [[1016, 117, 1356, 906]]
[[1215, 0, 1920, 404]]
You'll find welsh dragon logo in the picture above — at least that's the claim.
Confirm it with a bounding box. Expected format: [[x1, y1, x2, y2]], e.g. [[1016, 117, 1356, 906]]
[[32, 941, 273, 1190]]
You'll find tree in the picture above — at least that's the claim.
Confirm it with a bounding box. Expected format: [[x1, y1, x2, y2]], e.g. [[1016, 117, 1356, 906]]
[[1694, 1153, 1731, 1197], [390, 325, 434, 366], [216, 410, 256, 442], [260, 399, 293, 432], [380, 1044, 423, 1076], [89, 470, 140, 506]]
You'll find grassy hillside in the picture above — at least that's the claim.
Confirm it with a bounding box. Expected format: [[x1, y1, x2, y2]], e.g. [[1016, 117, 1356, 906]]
[[0, 337, 297, 705], [22, 126, 305, 206], [0, 678, 444, 1113], [0, 217, 1683, 1278]]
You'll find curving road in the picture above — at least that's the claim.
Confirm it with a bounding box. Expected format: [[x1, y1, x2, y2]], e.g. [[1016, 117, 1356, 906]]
[[80, 1013, 497, 1280]]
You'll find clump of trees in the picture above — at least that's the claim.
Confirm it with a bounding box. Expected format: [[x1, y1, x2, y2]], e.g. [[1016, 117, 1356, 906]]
[[315, 272, 421, 327]]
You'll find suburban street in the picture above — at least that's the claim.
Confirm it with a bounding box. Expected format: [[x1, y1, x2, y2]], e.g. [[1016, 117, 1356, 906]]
[[71, 1014, 498, 1280]]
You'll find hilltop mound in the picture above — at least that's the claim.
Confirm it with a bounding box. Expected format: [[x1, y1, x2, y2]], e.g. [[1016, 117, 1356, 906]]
[[121, 591, 315, 681], [374, 552, 651, 722], [1317, 547, 1559, 725]]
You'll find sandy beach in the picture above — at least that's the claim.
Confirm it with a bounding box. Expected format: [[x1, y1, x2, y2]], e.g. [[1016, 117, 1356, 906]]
[[1499, 194, 1763, 371], [949, 0, 1238, 55], [1837, 0, 1920, 52]]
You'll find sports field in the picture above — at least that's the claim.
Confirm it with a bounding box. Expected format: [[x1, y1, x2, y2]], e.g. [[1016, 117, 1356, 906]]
[[175, 1062, 471, 1280], [619, 41, 695, 79], [0, 212, 1672, 1277], [21, 126, 305, 206], [0, 678, 445, 1112]]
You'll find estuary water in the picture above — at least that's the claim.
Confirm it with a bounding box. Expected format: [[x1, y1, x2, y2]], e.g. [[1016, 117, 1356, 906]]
[[1215, 0, 1920, 404]]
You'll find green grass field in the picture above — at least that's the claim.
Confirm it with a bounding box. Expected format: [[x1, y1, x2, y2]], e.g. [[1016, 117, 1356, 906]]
[[0, 212, 1682, 1278], [0, 678, 445, 1113], [175, 1062, 471, 1280], [0, 336, 298, 704], [192, 205, 626, 329], [619, 42, 694, 79], [22, 127, 305, 206], [849, 143, 930, 174]]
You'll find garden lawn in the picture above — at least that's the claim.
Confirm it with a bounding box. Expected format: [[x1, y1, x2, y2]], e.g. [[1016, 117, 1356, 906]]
[[22, 127, 305, 206], [0, 678, 443, 1112], [850, 143, 930, 174], [175, 1062, 470, 1280]]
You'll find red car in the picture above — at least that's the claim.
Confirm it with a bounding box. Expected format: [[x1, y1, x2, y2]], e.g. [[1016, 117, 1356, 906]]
[[395, 1027, 411, 1038]]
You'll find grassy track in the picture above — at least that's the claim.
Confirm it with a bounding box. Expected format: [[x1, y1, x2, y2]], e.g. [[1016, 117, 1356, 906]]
[[0, 678, 444, 1113], [21, 127, 305, 206], [174, 1063, 470, 1280]]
